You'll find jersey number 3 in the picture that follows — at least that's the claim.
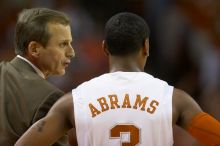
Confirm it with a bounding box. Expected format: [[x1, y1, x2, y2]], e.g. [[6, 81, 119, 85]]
[[110, 124, 140, 146]]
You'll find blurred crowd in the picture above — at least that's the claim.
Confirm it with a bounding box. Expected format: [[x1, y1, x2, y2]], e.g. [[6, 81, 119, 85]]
[[0, 0, 219, 145]]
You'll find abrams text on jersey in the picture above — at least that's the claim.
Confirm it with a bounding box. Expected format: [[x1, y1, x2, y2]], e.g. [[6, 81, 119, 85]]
[[89, 93, 159, 118]]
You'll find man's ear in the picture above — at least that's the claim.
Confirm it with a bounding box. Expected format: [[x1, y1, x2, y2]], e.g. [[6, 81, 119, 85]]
[[102, 40, 110, 56], [27, 41, 42, 58], [142, 39, 149, 57]]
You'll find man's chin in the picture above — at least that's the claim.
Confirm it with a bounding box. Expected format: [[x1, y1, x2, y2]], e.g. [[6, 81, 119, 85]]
[[53, 70, 65, 76], [59, 71, 65, 76]]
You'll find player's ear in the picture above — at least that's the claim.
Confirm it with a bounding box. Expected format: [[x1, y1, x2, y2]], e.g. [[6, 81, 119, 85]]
[[142, 39, 149, 57], [102, 40, 110, 56], [27, 41, 42, 58]]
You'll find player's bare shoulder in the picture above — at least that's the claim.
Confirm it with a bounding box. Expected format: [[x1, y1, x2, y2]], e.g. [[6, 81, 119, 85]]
[[172, 88, 202, 129]]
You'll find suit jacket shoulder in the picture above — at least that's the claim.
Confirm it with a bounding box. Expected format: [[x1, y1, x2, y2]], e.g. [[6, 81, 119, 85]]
[[0, 58, 66, 146]]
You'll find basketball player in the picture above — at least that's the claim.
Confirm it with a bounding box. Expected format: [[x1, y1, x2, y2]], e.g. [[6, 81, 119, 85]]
[[15, 12, 220, 146]]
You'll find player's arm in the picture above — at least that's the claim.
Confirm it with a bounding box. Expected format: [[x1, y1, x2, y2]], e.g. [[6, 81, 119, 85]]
[[15, 92, 74, 146], [173, 88, 220, 146]]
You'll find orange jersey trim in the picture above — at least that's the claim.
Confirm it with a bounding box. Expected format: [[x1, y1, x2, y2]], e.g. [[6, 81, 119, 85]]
[[187, 112, 220, 146]]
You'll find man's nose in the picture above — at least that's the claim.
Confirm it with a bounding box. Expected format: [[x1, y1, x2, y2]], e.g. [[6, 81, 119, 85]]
[[66, 45, 75, 59]]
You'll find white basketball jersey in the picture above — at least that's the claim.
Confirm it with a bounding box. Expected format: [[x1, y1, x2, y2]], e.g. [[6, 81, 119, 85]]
[[72, 72, 174, 146]]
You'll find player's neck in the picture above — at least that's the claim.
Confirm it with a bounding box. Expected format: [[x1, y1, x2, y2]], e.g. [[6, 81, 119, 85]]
[[109, 67, 142, 72], [109, 57, 143, 73]]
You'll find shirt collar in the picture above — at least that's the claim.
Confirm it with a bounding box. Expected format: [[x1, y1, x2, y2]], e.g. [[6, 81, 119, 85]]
[[17, 55, 45, 79]]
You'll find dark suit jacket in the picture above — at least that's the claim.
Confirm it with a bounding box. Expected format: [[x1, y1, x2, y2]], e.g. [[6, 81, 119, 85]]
[[0, 57, 68, 146]]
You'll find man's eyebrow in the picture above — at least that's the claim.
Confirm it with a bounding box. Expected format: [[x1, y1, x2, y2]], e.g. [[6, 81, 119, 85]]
[[60, 39, 72, 43]]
